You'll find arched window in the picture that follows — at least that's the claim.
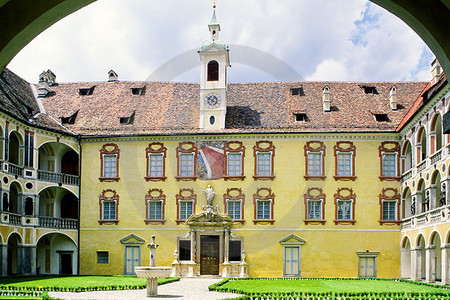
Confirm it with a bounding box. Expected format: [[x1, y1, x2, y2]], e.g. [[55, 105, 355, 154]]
[[24, 197, 33, 216], [207, 60, 219, 81]]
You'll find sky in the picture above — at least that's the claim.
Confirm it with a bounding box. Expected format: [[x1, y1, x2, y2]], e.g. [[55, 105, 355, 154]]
[[7, 0, 434, 84]]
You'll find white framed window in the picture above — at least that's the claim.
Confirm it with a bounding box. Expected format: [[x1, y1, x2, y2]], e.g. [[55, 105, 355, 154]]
[[179, 153, 194, 177], [307, 200, 322, 220], [179, 201, 193, 220], [148, 154, 164, 177], [256, 200, 271, 220], [337, 153, 352, 176], [382, 201, 397, 221], [102, 201, 116, 220], [97, 251, 109, 264], [307, 153, 322, 176], [337, 200, 352, 220], [256, 152, 271, 176], [227, 153, 242, 176], [148, 201, 163, 220], [227, 200, 242, 220], [382, 153, 397, 177], [103, 155, 117, 178]]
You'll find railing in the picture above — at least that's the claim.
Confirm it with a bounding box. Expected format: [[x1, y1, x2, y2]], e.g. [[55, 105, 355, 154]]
[[38, 217, 78, 229], [7, 162, 23, 177], [430, 147, 443, 164], [401, 204, 449, 230], [38, 170, 80, 186], [401, 169, 412, 182], [8, 213, 22, 225], [416, 160, 427, 172]]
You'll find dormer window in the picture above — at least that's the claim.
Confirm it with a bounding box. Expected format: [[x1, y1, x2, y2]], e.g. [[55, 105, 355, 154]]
[[61, 110, 79, 125], [294, 113, 308, 122], [374, 113, 389, 122], [79, 86, 95, 96], [361, 86, 378, 94], [131, 86, 146, 96], [207, 60, 219, 81], [120, 111, 135, 125], [290, 86, 305, 96]]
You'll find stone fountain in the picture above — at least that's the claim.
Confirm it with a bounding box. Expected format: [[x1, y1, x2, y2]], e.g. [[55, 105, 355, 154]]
[[135, 235, 172, 297]]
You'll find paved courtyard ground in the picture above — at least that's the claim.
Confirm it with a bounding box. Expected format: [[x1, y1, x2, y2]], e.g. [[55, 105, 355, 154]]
[[49, 278, 242, 300]]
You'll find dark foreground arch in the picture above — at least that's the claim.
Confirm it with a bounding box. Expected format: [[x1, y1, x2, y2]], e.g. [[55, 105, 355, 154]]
[[0, 0, 449, 76]]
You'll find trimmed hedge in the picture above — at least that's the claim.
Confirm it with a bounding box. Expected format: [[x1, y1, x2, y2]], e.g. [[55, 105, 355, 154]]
[[209, 278, 450, 300]]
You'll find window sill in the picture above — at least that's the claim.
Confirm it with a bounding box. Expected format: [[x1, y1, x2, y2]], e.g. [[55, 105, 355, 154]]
[[232, 219, 245, 224], [98, 220, 119, 224], [253, 175, 275, 181], [224, 175, 245, 181], [379, 176, 401, 181], [378, 220, 400, 225], [304, 175, 326, 181], [333, 175, 356, 181], [175, 176, 197, 181], [99, 177, 120, 182], [253, 219, 274, 224], [145, 219, 166, 224], [303, 219, 326, 224], [175, 219, 187, 224], [145, 176, 167, 182], [334, 219, 356, 225]]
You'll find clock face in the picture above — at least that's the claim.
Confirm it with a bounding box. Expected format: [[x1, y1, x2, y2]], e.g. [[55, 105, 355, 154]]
[[205, 93, 221, 108]]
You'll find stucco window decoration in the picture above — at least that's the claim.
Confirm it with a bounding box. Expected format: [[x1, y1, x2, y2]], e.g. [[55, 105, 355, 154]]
[[378, 141, 400, 181], [334, 141, 356, 181], [224, 141, 245, 181], [334, 187, 356, 224], [253, 187, 274, 224], [304, 141, 326, 180], [145, 142, 167, 181], [378, 188, 400, 224], [253, 141, 275, 180], [98, 189, 119, 224], [303, 187, 326, 224], [223, 188, 245, 223], [175, 188, 197, 224], [99, 143, 120, 182], [176, 142, 197, 181], [145, 189, 166, 224]]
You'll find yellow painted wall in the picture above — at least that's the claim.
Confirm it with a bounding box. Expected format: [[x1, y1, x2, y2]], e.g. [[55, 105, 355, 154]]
[[79, 134, 403, 277]]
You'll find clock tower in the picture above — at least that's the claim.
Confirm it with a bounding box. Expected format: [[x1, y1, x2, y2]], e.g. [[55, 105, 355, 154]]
[[199, 6, 230, 130]]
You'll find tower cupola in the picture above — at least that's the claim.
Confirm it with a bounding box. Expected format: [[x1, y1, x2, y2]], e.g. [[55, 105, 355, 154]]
[[208, 10, 220, 40]]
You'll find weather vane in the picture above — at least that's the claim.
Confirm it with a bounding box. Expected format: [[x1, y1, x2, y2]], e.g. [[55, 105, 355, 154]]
[[212, 0, 217, 9]]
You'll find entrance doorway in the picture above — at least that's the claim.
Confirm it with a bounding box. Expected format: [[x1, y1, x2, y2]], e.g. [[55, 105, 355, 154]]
[[200, 235, 219, 275], [125, 246, 140, 275], [59, 252, 73, 274], [284, 246, 300, 276]]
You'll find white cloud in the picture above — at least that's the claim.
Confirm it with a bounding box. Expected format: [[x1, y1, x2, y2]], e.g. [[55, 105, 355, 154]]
[[6, 0, 433, 84]]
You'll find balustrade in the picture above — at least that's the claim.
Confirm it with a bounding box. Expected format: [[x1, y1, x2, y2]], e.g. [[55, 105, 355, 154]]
[[38, 170, 80, 186], [38, 216, 78, 229], [7, 162, 23, 177], [401, 204, 449, 230]]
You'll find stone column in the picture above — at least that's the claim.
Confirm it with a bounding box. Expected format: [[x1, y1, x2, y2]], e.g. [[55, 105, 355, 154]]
[[442, 244, 449, 285], [410, 247, 421, 281], [0, 244, 6, 276], [425, 246, 435, 282]]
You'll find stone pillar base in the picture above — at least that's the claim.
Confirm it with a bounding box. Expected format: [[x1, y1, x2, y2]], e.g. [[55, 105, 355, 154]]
[[146, 278, 158, 297]]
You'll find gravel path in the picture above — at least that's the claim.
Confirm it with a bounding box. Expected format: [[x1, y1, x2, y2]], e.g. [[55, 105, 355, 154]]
[[49, 278, 242, 300]]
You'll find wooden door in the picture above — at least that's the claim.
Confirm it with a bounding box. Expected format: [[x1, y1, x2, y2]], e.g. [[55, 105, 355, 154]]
[[125, 246, 140, 275], [200, 235, 219, 275]]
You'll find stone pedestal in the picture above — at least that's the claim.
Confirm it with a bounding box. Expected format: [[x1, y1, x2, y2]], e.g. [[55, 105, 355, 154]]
[[146, 278, 158, 296]]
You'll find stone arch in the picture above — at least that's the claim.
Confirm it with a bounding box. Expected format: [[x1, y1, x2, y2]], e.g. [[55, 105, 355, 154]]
[[7, 232, 22, 275], [429, 231, 442, 281], [402, 186, 412, 218], [430, 170, 442, 209], [36, 232, 77, 275], [416, 233, 426, 280], [401, 235, 411, 279], [207, 60, 219, 81], [416, 178, 426, 213], [446, 229, 450, 244], [8, 130, 23, 165], [416, 126, 427, 163], [38, 141, 79, 174], [430, 112, 443, 153], [401, 139, 413, 171], [9, 181, 23, 214], [38, 186, 78, 219]]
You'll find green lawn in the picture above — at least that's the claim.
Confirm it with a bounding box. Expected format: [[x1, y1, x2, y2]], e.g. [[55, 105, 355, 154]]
[[219, 279, 449, 294]]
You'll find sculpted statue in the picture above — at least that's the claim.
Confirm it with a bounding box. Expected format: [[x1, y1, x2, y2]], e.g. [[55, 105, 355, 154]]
[[203, 185, 216, 206]]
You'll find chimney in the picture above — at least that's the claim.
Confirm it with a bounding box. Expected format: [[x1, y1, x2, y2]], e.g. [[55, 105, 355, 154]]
[[431, 59, 442, 86], [389, 86, 397, 110], [37, 70, 56, 97], [322, 86, 331, 112], [108, 70, 118, 82]]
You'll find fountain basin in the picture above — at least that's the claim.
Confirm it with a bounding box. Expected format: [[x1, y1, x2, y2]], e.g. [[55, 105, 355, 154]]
[[135, 266, 172, 278]]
